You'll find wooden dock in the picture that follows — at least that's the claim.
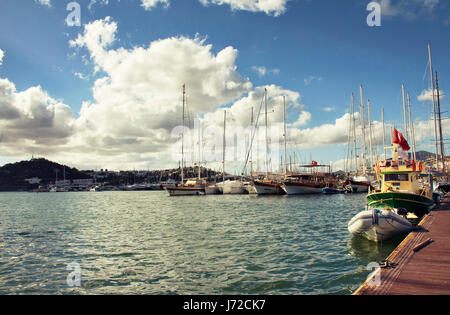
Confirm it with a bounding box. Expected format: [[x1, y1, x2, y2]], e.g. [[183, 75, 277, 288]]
[[354, 195, 450, 295]]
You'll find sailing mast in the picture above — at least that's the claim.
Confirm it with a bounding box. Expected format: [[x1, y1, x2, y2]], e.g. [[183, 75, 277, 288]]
[[352, 93, 358, 174], [382, 108, 386, 160], [428, 43, 439, 169], [283, 96, 288, 179], [407, 93, 417, 162], [360, 85, 367, 174], [367, 99, 374, 168], [222, 110, 226, 183], [402, 83, 409, 142], [181, 84, 185, 184], [264, 88, 269, 178], [250, 107, 254, 178], [435, 72, 446, 174], [345, 94, 352, 175]]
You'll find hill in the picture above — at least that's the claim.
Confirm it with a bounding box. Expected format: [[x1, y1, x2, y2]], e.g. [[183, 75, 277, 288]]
[[0, 158, 90, 191]]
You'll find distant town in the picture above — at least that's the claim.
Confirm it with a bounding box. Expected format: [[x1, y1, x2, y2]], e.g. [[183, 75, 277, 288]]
[[0, 158, 226, 192]]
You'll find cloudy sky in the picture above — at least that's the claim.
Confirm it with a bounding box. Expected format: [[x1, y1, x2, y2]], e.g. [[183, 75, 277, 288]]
[[0, 0, 449, 172]]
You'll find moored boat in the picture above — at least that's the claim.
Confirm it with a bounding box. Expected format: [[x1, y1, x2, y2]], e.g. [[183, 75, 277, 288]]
[[367, 141, 434, 217], [222, 180, 246, 194], [253, 179, 284, 195], [348, 208, 412, 242]]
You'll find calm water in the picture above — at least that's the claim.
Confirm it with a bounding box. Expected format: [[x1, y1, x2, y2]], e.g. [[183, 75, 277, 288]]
[[0, 191, 403, 295]]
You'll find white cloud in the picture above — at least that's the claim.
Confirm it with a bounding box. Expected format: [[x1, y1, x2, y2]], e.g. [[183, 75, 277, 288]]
[[140, 0, 288, 16], [198, 0, 288, 16], [304, 76, 323, 86], [0, 49, 4, 66], [290, 111, 311, 128], [322, 107, 335, 112], [376, 0, 440, 19], [417, 88, 446, 101], [251, 66, 280, 77], [141, 0, 170, 10], [34, 0, 51, 7], [0, 78, 74, 152], [74, 72, 89, 80]]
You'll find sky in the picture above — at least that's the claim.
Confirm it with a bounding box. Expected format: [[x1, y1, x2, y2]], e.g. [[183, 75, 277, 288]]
[[0, 0, 449, 172]]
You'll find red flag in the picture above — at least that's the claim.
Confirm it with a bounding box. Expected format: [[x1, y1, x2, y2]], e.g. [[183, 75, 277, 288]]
[[393, 128, 410, 151], [312, 160, 318, 166]]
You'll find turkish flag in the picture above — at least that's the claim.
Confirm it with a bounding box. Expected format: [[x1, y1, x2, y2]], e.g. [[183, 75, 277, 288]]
[[393, 128, 410, 151], [312, 160, 318, 166]]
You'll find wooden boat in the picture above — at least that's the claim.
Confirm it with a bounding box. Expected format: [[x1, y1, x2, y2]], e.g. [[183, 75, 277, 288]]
[[366, 143, 434, 217], [253, 179, 284, 195]]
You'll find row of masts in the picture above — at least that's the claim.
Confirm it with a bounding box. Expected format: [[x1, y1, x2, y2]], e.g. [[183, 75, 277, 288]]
[[345, 44, 446, 175]]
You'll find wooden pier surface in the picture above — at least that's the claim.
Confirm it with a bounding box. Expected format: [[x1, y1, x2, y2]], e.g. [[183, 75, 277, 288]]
[[354, 195, 450, 295]]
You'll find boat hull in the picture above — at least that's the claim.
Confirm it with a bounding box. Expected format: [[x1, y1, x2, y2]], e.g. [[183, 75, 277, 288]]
[[205, 185, 220, 195], [348, 209, 412, 242], [165, 186, 205, 196], [223, 181, 246, 194], [253, 181, 284, 195], [366, 191, 434, 217], [282, 182, 324, 195]]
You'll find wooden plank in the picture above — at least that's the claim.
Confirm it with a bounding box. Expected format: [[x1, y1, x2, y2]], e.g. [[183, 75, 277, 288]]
[[354, 195, 450, 295]]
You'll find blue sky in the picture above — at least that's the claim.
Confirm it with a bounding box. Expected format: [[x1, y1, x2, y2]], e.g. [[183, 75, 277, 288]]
[[0, 0, 449, 171]]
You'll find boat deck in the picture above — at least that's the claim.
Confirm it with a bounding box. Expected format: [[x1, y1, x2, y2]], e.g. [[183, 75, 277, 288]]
[[354, 194, 450, 295]]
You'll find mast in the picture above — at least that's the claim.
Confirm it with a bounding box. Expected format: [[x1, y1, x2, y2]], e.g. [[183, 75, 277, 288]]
[[436, 72, 446, 174], [264, 88, 269, 178], [352, 93, 358, 173], [407, 93, 417, 162], [283, 96, 288, 179], [360, 85, 367, 174], [250, 107, 254, 178], [367, 99, 374, 168], [382, 108, 386, 160], [428, 43, 439, 169], [402, 83, 409, 141], [223, 110, 226, 183], [198, 118, 201, 180], [181, 85, 186, 184], [345, 94, 352, 176]]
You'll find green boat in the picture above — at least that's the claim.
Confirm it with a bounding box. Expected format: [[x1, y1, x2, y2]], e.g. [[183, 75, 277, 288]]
[[367, 144, 434, 217]]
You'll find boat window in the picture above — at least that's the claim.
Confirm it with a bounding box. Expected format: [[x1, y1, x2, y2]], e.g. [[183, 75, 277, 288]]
[[385, 174, 408, 181]]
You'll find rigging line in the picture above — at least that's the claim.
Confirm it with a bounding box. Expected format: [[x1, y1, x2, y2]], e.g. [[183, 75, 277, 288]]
[[241, 93, 265, 175]]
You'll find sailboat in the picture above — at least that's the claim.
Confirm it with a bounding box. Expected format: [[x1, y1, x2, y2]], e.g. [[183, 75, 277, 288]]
[[253, 89, 284, 195], [165, 84, 206, 196], [343, 86, 375, 193]]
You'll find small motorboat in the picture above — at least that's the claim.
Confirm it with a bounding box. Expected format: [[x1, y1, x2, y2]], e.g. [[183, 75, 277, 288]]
[[348, 208, 412, 242]]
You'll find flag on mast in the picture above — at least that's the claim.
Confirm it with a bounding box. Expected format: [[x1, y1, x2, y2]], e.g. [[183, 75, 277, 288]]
[[393, 128, 410, 151]]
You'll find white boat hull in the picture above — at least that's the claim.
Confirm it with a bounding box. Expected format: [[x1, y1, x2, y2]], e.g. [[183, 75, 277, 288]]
[[348, 209, 412, 242], [244, 183, 257, 194], [223, 181, 245, 194]]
